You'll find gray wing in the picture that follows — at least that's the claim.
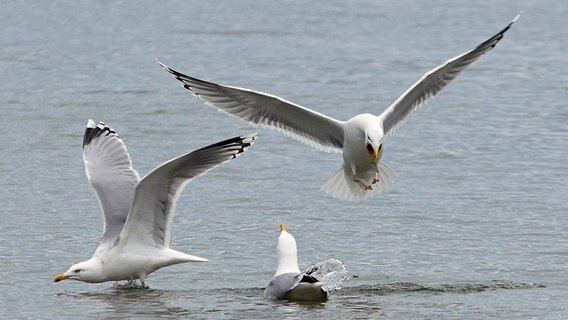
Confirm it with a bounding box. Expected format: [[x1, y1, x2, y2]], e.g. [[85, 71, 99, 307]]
[[378, 14, 520, 135], [263, 272, 303, 300], [159, 61, 344, 153], [118, 134, 257, 248], [82, 120, 140, 249]]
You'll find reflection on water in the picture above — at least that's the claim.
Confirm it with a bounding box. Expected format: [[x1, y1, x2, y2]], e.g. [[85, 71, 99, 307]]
[[56, 289, 191, 319]]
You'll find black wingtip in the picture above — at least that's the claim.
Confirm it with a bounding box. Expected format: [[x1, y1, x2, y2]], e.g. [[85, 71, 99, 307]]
[[156, 61, 223, 100], [156, 59, 179, 77], [300, 274, 321, 284], [156, 60, 198, 84], [476, 13, 521, 50], [198, 133, 258, 159], [82, 120, 118, 148], [232, 133, 258, 159], [500, 12, 521, 37]]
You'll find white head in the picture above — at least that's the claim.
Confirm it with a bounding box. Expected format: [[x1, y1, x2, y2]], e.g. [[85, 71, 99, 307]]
[[275, 224, 301, 276], [53, 258, 104, 283]]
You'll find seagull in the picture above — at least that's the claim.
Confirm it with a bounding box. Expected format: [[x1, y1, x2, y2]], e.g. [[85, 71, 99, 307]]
[[264, 224, 328, 302], [53, 119, 257, 286], [159, 14, 519, 201]]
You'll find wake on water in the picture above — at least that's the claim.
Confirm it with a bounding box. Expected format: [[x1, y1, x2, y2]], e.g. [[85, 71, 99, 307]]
[[336, 280, 546, 296], [300, 258, 544, 296], [104, 257, 544, 297]]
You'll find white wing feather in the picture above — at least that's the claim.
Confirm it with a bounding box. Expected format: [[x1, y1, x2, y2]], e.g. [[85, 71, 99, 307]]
[[118, 134, 257, 248], [159, 61, 344, 153], [379, 14, 520, 135], [82, 120, 140, 250]]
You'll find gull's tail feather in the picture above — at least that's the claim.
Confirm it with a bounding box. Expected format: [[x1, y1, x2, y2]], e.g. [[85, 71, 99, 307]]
[[321, 162, 398, 201], [377, 161, 398, 188], [166, 249, 208, 265]]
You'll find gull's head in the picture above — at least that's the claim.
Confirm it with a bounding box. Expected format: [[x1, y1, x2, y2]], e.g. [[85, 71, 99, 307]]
[[345, 113, 384, 162], [365, 129, 383, 163], [54, 259, 103, 283], [275, 224, 301, 275]]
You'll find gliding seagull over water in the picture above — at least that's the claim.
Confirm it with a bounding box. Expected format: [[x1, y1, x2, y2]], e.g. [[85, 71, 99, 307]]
[[53, 120, 256, 286], [159, 15, 519, 201]]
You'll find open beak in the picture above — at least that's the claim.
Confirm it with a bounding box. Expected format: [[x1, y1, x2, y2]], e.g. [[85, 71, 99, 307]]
[[53, 273, 71, 282], [279, 224, 287, 232], [367, 144, 379, 162]]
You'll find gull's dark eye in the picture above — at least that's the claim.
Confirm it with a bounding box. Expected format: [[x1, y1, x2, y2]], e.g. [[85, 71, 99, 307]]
[[73, 269, 83, 273], [366, 143, 374, 154]]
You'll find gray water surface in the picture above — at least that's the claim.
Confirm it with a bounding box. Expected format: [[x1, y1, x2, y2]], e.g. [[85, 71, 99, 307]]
[[1, 1, 567, 319]]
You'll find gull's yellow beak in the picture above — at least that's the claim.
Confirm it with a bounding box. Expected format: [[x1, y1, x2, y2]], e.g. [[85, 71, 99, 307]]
[[367, 144, 379, 162], [279, 224, 287, 232], [53, 273, 70, 282]]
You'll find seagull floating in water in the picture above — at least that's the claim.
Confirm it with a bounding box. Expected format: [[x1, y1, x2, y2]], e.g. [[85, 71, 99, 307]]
[[53, 120, 256, 286], [264, 224, 328, 302], [159, 14, 519, 201]]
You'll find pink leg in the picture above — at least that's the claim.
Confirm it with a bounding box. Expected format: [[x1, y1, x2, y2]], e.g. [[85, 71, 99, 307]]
[[354, 177, 373, 190], [372, 171, 380, 184]]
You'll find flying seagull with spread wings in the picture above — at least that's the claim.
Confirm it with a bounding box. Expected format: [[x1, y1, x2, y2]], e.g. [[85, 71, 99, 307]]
[[54, 120, 256, 286], [159, 15, 519, 201]]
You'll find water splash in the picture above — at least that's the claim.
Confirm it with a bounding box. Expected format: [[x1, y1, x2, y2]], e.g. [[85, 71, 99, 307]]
[[303, 258, 350, 292]]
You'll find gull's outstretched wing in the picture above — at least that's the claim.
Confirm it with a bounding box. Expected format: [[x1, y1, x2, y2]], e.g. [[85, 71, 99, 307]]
[[82, 120, 140, 249], [119, 134, 257, 248], [159, 61, 344, 153], [378, 14, 520, 135]]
